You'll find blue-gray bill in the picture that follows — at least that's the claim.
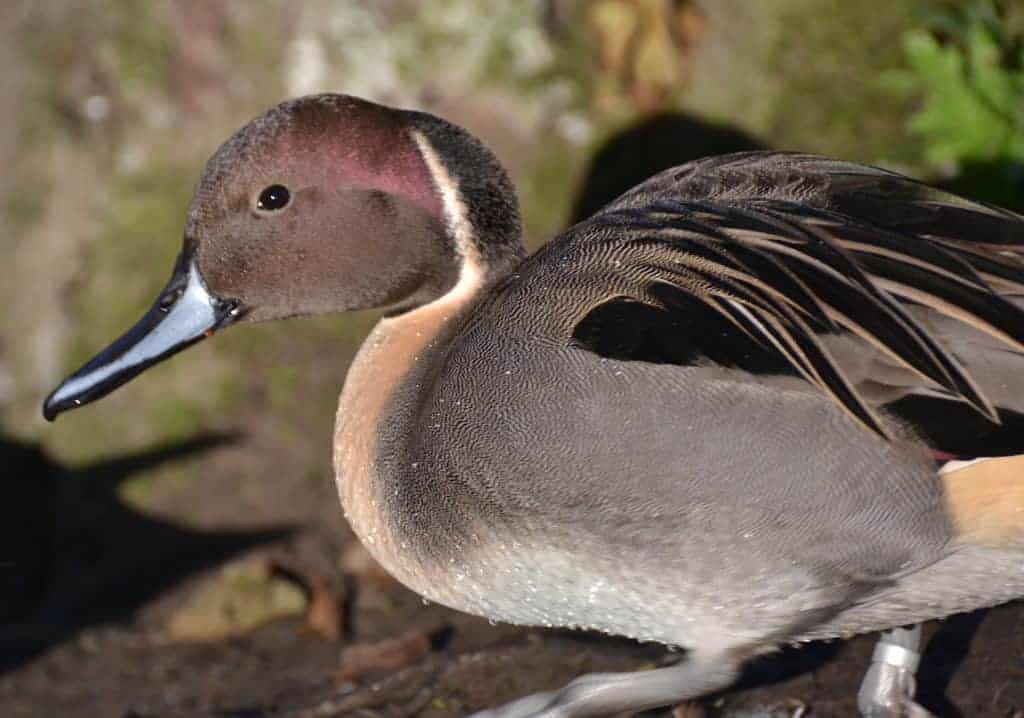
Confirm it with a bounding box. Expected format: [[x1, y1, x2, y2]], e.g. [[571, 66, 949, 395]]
[[42, 250, 241, 421]]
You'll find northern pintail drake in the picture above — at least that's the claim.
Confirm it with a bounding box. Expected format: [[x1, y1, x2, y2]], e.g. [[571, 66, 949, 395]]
[[44, 94, 1024, 717]]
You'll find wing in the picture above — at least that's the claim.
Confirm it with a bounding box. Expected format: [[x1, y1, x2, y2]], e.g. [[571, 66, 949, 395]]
[[496, 152, 1024, 451]]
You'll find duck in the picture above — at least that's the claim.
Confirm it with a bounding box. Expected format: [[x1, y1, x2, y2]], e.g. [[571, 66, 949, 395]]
[[43, 93, 1024, 718]]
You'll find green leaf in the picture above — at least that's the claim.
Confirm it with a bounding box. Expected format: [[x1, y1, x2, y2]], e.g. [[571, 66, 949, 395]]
[[896, 6, 1024, 167]]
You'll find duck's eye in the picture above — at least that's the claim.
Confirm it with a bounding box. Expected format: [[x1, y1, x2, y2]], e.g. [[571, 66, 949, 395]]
[[256, 185, 290, 211]]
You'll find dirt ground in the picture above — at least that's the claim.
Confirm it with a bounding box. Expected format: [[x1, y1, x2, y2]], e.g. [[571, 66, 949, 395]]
[[4, 419, 1024, 718]]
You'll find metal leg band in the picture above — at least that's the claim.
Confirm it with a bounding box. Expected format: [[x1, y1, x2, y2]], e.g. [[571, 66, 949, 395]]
[[871, 641, 920, 672]]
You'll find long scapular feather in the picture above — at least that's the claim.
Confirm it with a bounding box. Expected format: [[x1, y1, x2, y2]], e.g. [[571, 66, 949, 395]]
[[602, 203, 1022, 433], [583, 153, 1024, 438], [743, 204, 1005, 421], [691, 202, 998, 419], [635, 247, 891, 437], [786, 203, 1024, 352]]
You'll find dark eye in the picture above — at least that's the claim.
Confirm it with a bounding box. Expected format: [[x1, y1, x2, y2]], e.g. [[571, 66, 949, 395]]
[[256, 184, 290, 211]]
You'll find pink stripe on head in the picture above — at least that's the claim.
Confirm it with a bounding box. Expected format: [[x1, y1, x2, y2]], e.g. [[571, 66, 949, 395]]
[[278, 95, 444, 227]]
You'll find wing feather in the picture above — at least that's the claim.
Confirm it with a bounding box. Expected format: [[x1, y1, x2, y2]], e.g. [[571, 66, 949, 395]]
[[567, 152, 1024, 439]]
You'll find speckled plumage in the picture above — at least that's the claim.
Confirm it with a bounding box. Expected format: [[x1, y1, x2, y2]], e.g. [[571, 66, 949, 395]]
[[44, 96, 1024, 716], [367, 154, 1024, 650]]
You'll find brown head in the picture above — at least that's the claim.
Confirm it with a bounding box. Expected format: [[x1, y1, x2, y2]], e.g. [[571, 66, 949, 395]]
[[43, 94, 523, 419]]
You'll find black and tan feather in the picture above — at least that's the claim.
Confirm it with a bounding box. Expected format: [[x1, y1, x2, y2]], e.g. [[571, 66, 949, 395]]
[[521, 152, 1024, 444]]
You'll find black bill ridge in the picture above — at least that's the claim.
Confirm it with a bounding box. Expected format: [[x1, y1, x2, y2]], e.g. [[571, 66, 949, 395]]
[[42, 248, 241, 421]]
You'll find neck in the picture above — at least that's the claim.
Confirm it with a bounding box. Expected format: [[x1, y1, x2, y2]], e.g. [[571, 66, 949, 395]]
[[332, 254, 504, 596], [331, 119, 522, 597]]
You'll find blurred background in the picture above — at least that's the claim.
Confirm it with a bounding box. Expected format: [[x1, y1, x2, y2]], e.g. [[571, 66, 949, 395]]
[[3, 1, 1024, 716]]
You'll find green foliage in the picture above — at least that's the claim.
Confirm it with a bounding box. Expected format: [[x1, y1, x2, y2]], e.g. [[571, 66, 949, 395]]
[[888, 2, 1024, 206], [896, 4, 1024, 165]]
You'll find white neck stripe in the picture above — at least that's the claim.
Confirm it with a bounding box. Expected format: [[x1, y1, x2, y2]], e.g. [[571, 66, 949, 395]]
[[410, 129, 482, 284]]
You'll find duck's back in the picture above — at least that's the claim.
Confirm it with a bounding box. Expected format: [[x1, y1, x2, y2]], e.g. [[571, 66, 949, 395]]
[[371, 151, 1024, 649], [453, 151, 1024, 454]]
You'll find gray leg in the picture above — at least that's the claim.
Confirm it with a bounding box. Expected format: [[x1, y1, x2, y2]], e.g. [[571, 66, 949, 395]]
[[470, 654, 739, 718], [857, 625, 934, 717]]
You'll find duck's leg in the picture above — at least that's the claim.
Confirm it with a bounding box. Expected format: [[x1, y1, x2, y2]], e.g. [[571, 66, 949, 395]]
[[857, 625, 934, 718], [470, 651, 739, 718]]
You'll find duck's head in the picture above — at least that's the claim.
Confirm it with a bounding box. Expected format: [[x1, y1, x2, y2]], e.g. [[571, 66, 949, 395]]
[[43, 94, 522, 421]]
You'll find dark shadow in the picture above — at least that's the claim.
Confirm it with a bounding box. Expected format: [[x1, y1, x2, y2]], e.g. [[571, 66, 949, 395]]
[[886, 395, 1024, 458], [938, 160, 1024, 214], [713, 621, 986, 715], [570, 112, 766, 223], [732, 641, 844, 692], [0, 433, 292, 672], [916, 609, 990, 718]]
